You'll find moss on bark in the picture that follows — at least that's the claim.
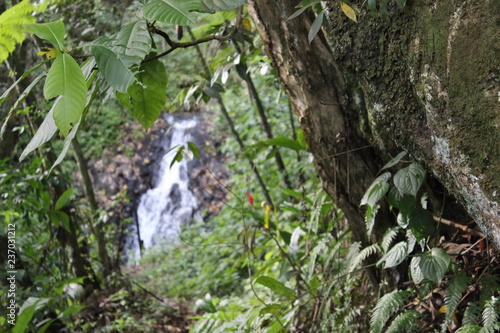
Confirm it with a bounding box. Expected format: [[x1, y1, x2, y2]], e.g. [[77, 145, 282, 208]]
[[324, 0, 500, 244]]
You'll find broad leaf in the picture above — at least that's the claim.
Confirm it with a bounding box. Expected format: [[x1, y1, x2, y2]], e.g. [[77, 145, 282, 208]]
[[114, 19, 152, 66], [25, 21, 66, 51], [198, 0, 247, 12], [43, 54, 87, 135], [143, 0, 199, 25], [51, 82, 99, 171], [187, 142, 201, 158], [55, 189, 73, 210], [408, 208, 435, 241], [117, 58, 167, 130], [419, 248, 450, 284], [88, 44, 137, 94], [393, 163, 426, 197], [361, 172, 391, 206], [255, 276, 295, 300], [377, 241, 408, 269], [19, 100, 59, 161], [410, 256, 424, 284]]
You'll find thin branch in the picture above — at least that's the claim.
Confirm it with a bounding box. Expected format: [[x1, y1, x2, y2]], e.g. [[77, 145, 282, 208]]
[[145, 7, 243, 63]]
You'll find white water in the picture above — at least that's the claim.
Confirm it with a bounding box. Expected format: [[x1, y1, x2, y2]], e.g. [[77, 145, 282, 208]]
[[134, 117, 199, 258]]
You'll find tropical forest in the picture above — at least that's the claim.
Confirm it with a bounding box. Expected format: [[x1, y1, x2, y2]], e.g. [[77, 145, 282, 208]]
[[0, 0, 499, 332]]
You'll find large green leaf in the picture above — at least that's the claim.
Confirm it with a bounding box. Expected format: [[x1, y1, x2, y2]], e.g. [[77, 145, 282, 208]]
[[19, 100, 59, 161], [410, 256, 424, 285], [419, 247, 450, 284], [114, 19, 152, 66], [255, 276, 295, 300], [377, 241, 408, 269], [198, 0, 247, 12], [117, 58, 167, 130], [44, 53, 87, 135], [393, 163, 426, 197], [88, 43, 137, 94], [361, 172, 391, 207], [408, 208, 435, 240], [143, 0, 199, 25], [24, 21, 66, 51]]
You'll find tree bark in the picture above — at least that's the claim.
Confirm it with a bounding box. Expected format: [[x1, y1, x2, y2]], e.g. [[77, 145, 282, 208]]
[[247, 0, 500, 248], [247, 0, 390, 245]]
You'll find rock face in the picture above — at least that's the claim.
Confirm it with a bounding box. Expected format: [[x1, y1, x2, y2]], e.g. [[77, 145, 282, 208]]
[[86, 112, 228, 259]]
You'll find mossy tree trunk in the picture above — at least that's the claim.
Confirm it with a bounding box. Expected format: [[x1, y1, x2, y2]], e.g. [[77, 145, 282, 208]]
[[247, 0, 500, 247]]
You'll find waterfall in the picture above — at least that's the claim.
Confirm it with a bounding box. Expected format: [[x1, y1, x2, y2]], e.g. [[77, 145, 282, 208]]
[[131, 115, 199, 260]]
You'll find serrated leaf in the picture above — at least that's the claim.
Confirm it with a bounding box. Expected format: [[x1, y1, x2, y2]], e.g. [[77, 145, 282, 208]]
[[410, 256, 425, 284], [143, 0, 198, 25], [120, 58, 167, 129], [397, 212, 409, 228], [88, 44, 137, 94], [113, 19, 152, 66], [43, 54, 87, 135], [308, 10, 324, 44], [377, 241, 408, 268], [393, 163, 426, 197], [0, 0, 41, 63], [419, 248, 450, 284], [255, 276, 295, 300], [340, 2, 357, 23], [19, 100, 58, 161], [199, 0, 247, 12], [361, 172, 391, 206], [25, 21, 66, 51]]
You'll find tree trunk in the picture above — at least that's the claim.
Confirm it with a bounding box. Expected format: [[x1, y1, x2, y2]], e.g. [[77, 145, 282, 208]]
[[247, 0, 500, 248], [247, 1, 391, 246]]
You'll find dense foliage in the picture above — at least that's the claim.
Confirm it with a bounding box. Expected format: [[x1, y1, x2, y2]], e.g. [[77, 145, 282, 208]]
[[1, 0, 498, 332]]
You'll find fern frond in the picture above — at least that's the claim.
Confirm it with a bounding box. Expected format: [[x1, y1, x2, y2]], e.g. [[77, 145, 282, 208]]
[[385, 310, 421, 333], [0, 0, 50, 63], [441, 273, 470, 332], [481, 296, 499, 332], [349, 244, 380, 272], [381, 227, 401, 253], [462, 301, 482, 326], [370, 290, 410, 333], [479, 274, 500, 307], [455, 325, 482, 333]]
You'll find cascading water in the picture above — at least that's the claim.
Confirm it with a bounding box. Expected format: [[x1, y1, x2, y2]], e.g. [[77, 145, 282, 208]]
[[129, 115, 199, 260]]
